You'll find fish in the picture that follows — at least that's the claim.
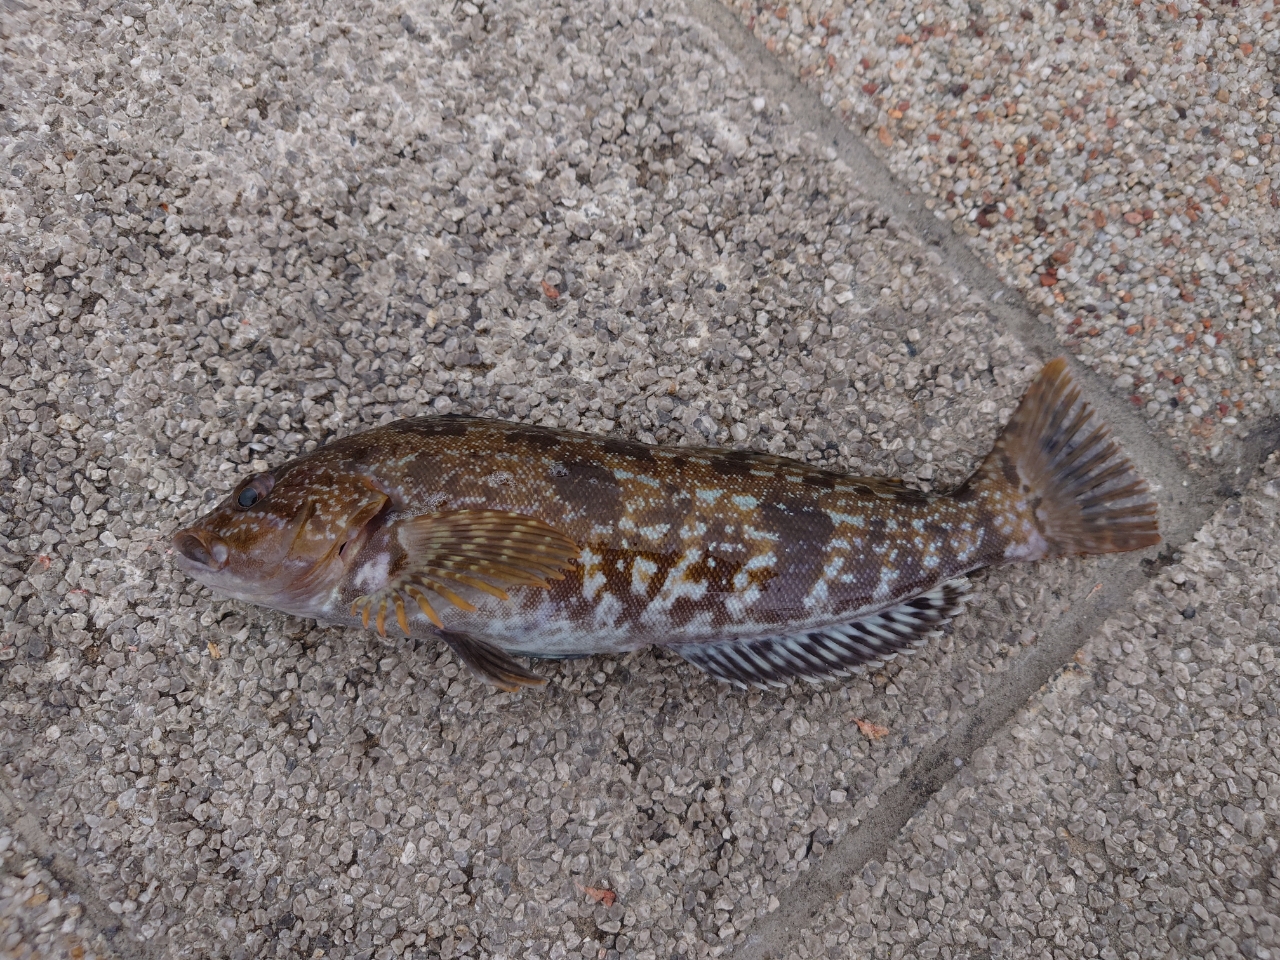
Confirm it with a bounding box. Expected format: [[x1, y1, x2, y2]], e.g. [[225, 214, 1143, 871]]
[[172, 358, 1159, 691]]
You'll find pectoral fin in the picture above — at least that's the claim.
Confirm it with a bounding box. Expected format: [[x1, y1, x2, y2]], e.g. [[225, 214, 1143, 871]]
[[350, 510, 580, 637], [441, 631, 547, 691]]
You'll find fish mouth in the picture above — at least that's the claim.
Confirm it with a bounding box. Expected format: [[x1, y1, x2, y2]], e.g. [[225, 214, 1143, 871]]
[[173, 529, 230, 572]]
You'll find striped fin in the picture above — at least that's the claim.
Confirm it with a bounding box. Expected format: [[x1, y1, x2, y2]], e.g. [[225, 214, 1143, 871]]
[[350, 510, 580, 637], [441, 631, 547, 692], [675, 578, 970, 689], [964, 357, 1159, 558]]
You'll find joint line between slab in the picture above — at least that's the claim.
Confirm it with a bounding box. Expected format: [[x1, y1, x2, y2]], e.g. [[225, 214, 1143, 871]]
[[682, 2, 1280, 956], [683, 0, 1232, 524], [0, 783, 158, 960]]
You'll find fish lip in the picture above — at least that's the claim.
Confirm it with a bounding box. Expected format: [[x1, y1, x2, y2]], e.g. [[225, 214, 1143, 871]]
[[172, 530, 230, 572]]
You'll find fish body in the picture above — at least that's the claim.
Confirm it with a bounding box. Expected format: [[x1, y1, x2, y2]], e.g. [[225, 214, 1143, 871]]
[[173, 360, 1159, 690]]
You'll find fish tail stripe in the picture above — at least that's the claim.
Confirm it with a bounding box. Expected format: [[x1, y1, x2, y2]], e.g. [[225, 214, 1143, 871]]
[[966, 358, 1159, 559], [676, 578, 970, 688]]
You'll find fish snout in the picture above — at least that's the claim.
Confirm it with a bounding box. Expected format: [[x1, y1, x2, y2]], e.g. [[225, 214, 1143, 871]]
[[173, 530, 230, 571]]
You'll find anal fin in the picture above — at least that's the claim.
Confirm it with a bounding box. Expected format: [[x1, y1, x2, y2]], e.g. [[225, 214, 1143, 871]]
[[441, 631, 547, 692], [677, 578, 970, 689]]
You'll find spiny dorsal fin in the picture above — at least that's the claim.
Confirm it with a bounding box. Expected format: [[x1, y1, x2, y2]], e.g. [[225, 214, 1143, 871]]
[[350, 510, 580, 636], [675, 578, 970, 689]]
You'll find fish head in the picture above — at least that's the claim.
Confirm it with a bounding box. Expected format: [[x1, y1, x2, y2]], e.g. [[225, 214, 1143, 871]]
[[171, 459, 390, 616]]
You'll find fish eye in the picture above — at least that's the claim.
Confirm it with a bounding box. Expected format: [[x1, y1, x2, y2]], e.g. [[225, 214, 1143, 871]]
[[234, 473, 275, 510]]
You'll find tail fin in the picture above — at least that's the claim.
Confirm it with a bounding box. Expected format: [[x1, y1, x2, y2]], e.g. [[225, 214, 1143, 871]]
[[965, 358, 1160, 560]]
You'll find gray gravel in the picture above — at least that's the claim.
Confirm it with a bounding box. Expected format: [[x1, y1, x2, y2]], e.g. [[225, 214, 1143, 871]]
[[0, 0, 1270, 957], [777, 454, 1280, 960], [0, 0, 1079, 956], [723, 0, 1280, 467], [0, 825, 114, 960]]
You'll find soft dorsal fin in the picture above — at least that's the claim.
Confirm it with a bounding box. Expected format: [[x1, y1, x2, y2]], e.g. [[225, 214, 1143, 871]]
[[675, 579, 970, 689], [350, 510, 580, 637]]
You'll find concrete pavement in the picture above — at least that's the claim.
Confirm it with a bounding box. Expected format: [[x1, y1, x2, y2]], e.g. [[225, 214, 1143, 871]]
[[0, 0, 1276, 957]]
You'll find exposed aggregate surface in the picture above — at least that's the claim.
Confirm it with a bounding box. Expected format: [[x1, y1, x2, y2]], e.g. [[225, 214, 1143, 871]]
[[0, 0, 1073, 955], [777, 455, 1280, 960], [0, 0, 1274, 957], [0, 825, 114, 960], [723, 0, 1280, 465]]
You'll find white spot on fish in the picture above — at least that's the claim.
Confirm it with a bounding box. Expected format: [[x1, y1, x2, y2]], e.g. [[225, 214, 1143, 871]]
[[825, 510, 867, 528], [732, 494, 758, 510], [806, 579, 829, 607], [1004, 528, 1048, 561], [582, 571, 606, 600], [579, 547, 605, 600], [873, 566, 898, 602], [638, 523, 671, 540], [593, 591, 622, 629], [353, 553, 391, 592], [724, 584, 761, 619], [806, 554, 844, 610], [697, 488, 724, 504], [954, 527, 984, 562], [632, 556, 658, 595], [732, 552, 775, 591], [642, 548, 708, 623]]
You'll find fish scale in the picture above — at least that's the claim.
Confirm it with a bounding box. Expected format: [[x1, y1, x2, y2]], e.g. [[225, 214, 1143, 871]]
[[173, 359, 1159, 691]]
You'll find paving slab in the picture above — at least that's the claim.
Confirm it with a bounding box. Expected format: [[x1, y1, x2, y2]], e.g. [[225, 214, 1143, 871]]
[[718, 0, 1280, 467], [0, 0, 1270, 958], [0, 0, 1139, 957], [746, 453, 1280, 960]]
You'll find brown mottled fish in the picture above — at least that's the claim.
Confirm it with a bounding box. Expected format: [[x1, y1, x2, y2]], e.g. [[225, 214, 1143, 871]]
[[172, 359, 1159, 691]]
